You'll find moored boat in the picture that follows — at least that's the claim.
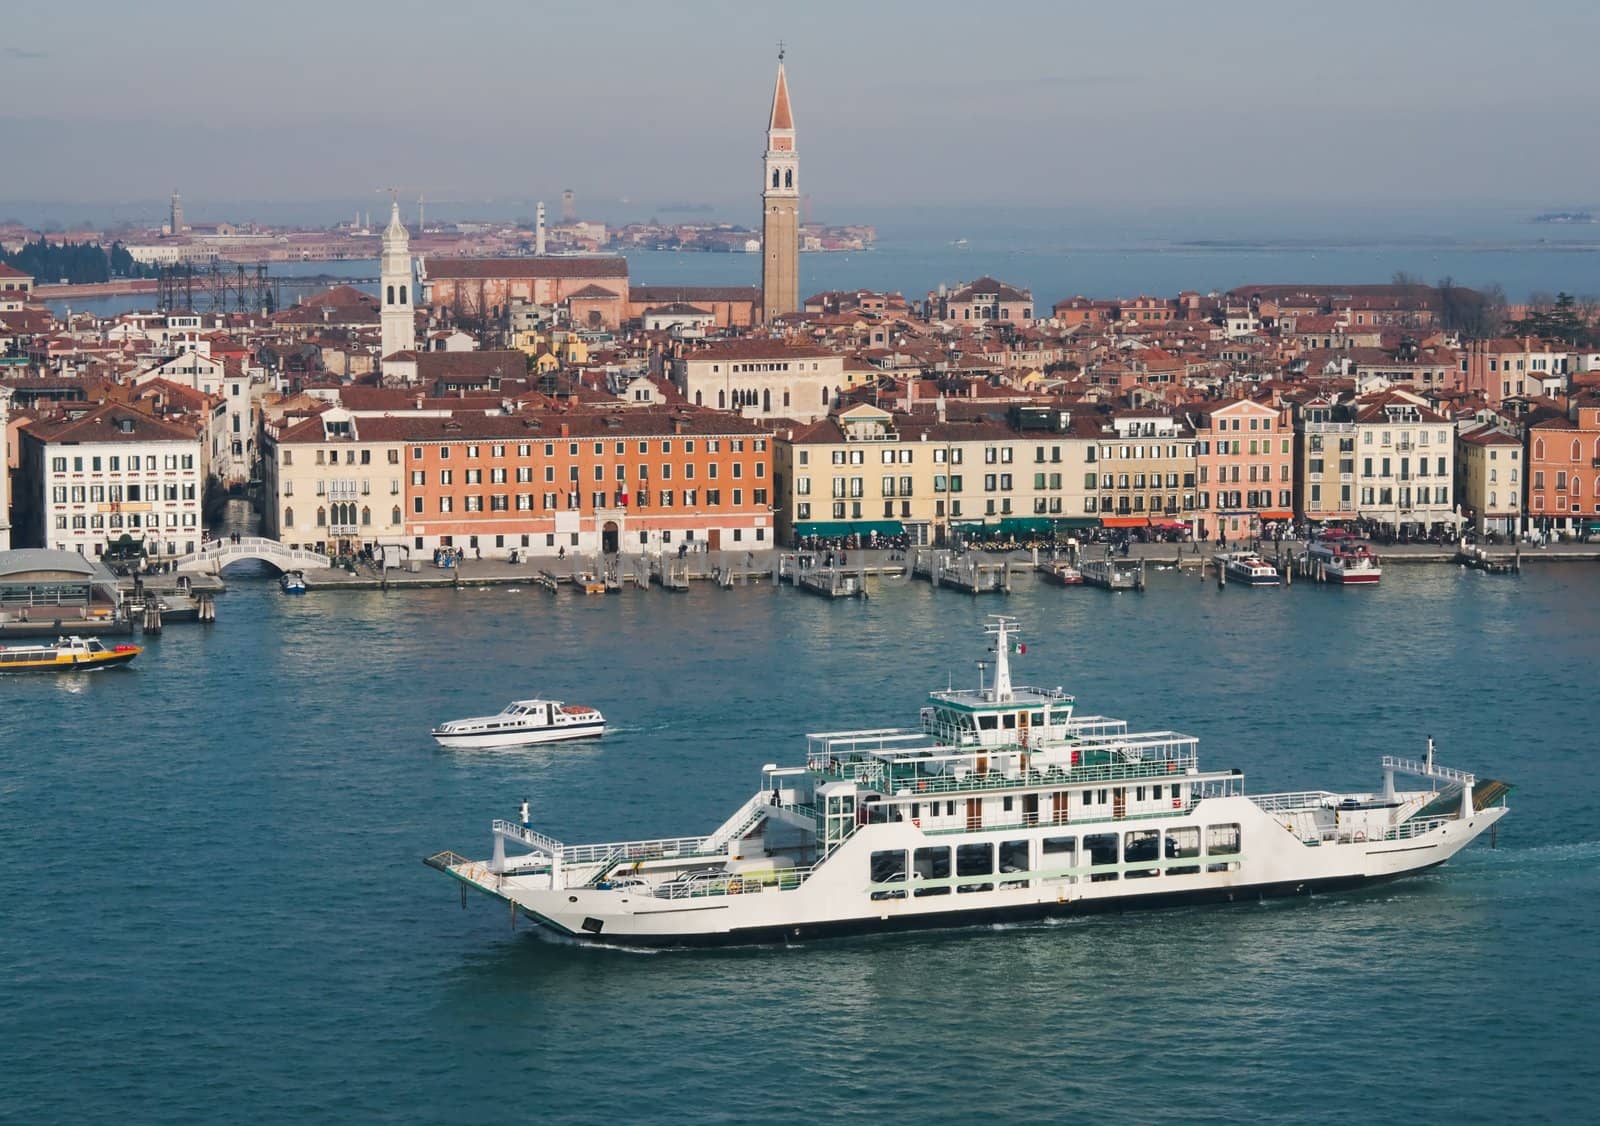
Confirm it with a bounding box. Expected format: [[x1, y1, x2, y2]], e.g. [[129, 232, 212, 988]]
[[1217, 551, 1281, 586], [427, 618, 1507, 948], [431, 699, 606, 749], [0, 635, 142, 672], [1036, 559, 1084, 586], [280, 570, 307, 594], [1306, 539, 1381, 584]]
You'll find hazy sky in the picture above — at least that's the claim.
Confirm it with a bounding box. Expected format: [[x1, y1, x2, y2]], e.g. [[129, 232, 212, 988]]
[[4, 0, 1598, 223]]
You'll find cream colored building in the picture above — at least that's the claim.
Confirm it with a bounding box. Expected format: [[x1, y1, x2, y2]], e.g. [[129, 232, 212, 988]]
[[260, 407, 406, 554], [776, 403, 1100, 546], [1456, 424, 1521, 535], [1092, 411, 1200, 532], [672, 340, 845, 422]]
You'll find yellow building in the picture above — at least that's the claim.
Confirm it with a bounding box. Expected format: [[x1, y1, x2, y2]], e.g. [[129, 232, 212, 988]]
[[1456, 424, 1522, 535], [775, 403, 1101, 545]]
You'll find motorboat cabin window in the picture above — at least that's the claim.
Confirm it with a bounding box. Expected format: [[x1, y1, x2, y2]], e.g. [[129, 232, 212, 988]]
[[999, 839, 1029, 888], [870, 850, 907, 900], [1084, 832, 1119, 882], [956, 843, 994, 893], [1124, 829, 1159, 878], [913, 846, 951, 896]]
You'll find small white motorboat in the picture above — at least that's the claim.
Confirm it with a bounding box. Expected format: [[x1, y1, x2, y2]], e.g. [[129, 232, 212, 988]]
[[431, 699, 606, 749]]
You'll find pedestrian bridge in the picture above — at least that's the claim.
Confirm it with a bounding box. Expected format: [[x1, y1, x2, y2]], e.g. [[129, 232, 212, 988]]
[[174, 536, 330, 574]]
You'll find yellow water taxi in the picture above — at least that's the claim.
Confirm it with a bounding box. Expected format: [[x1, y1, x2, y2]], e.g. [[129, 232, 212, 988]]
[[0, 636, 142, 672]]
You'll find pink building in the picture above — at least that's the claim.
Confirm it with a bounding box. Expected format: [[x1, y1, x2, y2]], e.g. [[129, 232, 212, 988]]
[[1192, 398, 1294, 542]]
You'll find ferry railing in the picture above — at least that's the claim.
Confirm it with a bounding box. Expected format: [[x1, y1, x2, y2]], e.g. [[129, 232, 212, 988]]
[[881, 755, 1202, 798], [702, 792, 777, 854], [1298, 815, 1455, 846], [647, 863, 820, 900], [558, 835, 714, 866], [1250, 791, 1341, 813], [920, 800, 1201, 836], [493, 820, 567, 857], [1382, 755, 1476, 786]]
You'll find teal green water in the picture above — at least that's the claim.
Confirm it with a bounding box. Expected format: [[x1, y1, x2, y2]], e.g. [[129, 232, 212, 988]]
[[3, 567, 1594, 1123]]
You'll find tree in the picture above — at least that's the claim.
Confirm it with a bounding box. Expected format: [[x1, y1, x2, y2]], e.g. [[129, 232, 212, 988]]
[[1436, 276, 1505, 340]]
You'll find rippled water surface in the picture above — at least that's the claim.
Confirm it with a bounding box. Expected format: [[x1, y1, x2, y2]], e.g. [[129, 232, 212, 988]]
[[3, 566, 1594, 1124]]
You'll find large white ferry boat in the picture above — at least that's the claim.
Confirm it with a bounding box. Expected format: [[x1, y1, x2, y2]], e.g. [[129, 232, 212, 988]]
[[427, 619, 1508, 947]]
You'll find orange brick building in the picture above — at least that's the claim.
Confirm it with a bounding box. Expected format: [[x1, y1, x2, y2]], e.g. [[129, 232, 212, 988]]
[[1526, 395, 1600, 534], [367, 407, 775, 557]]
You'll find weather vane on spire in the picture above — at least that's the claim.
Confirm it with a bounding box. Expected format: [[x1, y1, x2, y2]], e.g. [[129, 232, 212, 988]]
[[777, 40, 785, 62]]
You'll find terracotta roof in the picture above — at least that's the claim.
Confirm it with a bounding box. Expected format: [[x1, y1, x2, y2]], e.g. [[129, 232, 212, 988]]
[[23, 402, 199, 445], [631, 285, 761, 304], [0, 263, 31, 279], [415, 351, 528, 381], [769, 62, 794, 132], [298, 406, 771, 445], [682, 339, 838, 361], [423, 256, 628, 281], [566, 284, 620, 300]]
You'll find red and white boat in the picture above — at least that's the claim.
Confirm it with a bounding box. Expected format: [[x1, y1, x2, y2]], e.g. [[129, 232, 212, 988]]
[[1306, 538, 1381, 584]]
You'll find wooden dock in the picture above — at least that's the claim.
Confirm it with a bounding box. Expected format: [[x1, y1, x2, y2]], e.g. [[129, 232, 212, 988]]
[[1080, 557, 1145, 591], [1454, 547, 1521, 575]]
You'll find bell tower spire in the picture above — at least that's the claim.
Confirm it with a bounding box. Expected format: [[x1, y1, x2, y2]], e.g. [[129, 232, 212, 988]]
[[761, 48, 799, 323], [380, 188, 415, 363]]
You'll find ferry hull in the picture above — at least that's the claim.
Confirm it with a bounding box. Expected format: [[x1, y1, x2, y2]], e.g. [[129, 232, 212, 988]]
[[441, 800, 1504, 949], [431, 721, 605, 749], [509, 868, 1443, 949]]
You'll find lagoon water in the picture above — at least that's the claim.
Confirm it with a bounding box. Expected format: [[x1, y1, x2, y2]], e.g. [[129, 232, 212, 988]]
[[3, 566, 1596, 1124]]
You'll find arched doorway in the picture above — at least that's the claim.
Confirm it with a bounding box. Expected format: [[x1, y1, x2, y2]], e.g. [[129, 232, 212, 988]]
[[602, 521, 619, 554]]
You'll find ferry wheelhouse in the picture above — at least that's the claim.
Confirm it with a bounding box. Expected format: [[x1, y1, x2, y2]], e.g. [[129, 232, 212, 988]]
[[427, 618, 1508, 947], [1306, 539, 1382, 584], [1217, 551, 1281, 586]]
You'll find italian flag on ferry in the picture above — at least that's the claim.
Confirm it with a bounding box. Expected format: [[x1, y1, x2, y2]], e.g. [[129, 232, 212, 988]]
[[1013, 642, 1026, 654]]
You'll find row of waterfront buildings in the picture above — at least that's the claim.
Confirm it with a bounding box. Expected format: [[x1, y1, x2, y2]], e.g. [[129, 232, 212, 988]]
[[4, 56, 1600, 557]]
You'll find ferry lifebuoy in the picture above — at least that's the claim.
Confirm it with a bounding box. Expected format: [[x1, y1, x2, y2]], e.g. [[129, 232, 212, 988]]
[[1354, 831, 1367, 842], [1167, 761, 1178, 773], [916, 781, 928, 792]]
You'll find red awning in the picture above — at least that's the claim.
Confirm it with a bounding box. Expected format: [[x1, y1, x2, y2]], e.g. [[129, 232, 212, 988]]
[[1100, 516, 1152, 528]]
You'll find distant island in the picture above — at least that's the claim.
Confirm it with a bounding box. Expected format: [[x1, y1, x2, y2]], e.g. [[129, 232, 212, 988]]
[[657, 203, 716, 214], [1532, 211, 1596, 224]]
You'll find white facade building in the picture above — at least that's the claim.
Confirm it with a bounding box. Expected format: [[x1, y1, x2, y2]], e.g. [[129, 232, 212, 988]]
[[17, 404, 205, 557], [670, 341, 843, 423]]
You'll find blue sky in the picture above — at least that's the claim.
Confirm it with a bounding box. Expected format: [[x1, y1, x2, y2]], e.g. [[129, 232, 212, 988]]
[[3, 0, 1597, 220]]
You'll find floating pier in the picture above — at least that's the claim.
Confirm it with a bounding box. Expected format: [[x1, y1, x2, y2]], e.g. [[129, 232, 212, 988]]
[[1080, 557, 1145, 592], [1454, 546, 1521, 575]]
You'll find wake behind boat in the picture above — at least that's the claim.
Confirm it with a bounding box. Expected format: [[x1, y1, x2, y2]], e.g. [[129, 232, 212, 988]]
[[431, 699, 606, 749], [427, 618, 1509, 948]]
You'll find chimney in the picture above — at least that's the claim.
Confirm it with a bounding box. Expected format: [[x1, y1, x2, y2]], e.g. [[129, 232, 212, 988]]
[[935, 393, 946, 423], [559, 421, 569, 437]]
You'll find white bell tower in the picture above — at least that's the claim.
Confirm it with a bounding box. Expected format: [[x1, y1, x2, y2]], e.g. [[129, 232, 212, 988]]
[[380, 192, 415, 361]]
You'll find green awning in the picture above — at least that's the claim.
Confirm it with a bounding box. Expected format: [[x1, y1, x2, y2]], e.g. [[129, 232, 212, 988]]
[[1585, 522, 1600, 532], [1052, 517, 1101, 530], [792, 521, 903, 538], [996, 517, 1054, 535]]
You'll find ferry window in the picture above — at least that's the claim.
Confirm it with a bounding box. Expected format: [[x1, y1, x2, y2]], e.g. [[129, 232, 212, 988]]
[[999, 839, 1030, 878], [1124, 830, 1159, 878], [1207, 824, 1241, 855], [1030, 713, 1045, 725], [1084, 833, 1119, 882], [1082, 790, 1094, 806], [978, 715, 998, 731], [870, 850, 907, 900], [1152, 785, 1162, 800], [956, 843, 994, 892], [945, 801, 956, 817], [1002, 714, 1016, 730], [1165, 828, 1200, 859], [1135, 786, 1146, 802], [1041, 836, 1075, 858], [1002, 796, 1014, 813], [1124, 830, 1159, 863], [913, 847, 951, 896], [1050, 710, 1070, 724]]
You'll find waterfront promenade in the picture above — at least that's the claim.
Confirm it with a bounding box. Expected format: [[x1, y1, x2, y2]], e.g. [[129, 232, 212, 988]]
[[285, 539, 1600, 592]]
